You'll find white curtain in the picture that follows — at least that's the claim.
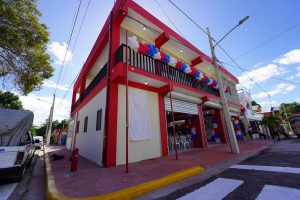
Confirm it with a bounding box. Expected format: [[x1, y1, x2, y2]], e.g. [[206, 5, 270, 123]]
[[129, 89, 152, 141]]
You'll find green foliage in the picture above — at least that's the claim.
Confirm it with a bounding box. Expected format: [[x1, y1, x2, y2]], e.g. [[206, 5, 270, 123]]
[[251, 101, 259, 106], [261, 115, 279, 127], [31, 119, 68, 136], [0, 0, 53, 95], [0, 90, 23, 109], [280, 102, 300, 118]]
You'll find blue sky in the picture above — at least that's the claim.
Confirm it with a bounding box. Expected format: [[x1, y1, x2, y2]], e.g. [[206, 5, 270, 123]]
[[15, 0, 300, 124]]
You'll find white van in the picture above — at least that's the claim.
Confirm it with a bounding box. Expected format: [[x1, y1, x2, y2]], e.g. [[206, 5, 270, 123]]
[[33, 136, 43, 149], [0, 109, 35, 181]]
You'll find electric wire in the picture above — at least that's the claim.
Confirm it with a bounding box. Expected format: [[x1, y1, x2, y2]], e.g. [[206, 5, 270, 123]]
[[54, 0, 83, 95], [60, 0, 92, 85], [56, 0, 92, 109]]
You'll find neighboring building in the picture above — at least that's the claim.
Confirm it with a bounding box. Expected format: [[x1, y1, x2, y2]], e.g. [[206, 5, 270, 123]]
[[67, 0, 243, 167], [238, 90, 264, 137]]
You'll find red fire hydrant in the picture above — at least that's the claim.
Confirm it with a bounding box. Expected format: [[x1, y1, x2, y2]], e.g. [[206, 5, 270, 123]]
[[71, 148, 79, 172]]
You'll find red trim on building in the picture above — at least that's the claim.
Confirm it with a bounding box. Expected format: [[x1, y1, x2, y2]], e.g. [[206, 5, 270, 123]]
[[158, 93, 168, 156], [198, 104, 208, 148], [127, 1, 239, 83], [155, 32, 169, 49], [191, 56, 203, 66], [119, 80, 160, 93], [215, 109, 227, 144], [71, 78, 107, 115]]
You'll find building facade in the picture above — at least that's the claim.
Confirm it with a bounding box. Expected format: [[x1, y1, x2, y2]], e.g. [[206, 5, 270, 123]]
[[67, 0, 243, 167]]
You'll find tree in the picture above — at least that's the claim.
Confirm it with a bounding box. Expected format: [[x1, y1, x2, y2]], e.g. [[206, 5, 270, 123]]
[[0, 0, 53, 95], [280, 102, 300, 118], [31, 119, 68, 136], [0, 90, 23, 109], [251, 101, 260, 106]]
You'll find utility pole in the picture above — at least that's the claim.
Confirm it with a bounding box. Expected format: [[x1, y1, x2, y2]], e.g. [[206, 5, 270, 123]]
[[282, 104, 293, 133], [46, 94, 56, 145], [207, 27, 240, 154]]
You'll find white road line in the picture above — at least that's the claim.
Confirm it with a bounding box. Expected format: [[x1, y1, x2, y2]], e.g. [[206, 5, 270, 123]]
[[0, 183, 18, 200], [230, 165, 300, 174], [177, 178, 244, 200], [256, 185, 300, 200]]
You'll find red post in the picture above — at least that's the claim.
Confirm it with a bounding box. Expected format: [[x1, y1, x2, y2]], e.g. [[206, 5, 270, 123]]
[[125, 30, 129, 173], [71, 148, 79, 172], [167, 65, 178, 160]]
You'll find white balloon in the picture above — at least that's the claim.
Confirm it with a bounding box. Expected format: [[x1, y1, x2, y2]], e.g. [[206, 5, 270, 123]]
[[128, 36, 139, 52], [169, 57, 177, 67], [153, 51, 161, 60], [185, 64, 192, 74]]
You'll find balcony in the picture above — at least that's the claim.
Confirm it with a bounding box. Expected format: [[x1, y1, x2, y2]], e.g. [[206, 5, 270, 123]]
[[115, 44, 220, 97], [72, 63, 108, 111]]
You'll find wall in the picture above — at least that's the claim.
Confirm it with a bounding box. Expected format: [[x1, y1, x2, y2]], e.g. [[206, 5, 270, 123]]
[[85, 43, 109, 88], [116, 85, 162, 165], [75, 87, 107, 166]]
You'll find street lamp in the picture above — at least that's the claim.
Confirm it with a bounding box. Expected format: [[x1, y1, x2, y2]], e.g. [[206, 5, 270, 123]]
[[207, 16, 249, 154]]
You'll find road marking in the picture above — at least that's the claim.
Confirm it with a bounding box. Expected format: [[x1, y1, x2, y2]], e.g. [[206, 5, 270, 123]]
[[256, 185, 300, 200], [177, 178, 244, 200], [0, 183, 18, 200], [230, 165, 300, 174]]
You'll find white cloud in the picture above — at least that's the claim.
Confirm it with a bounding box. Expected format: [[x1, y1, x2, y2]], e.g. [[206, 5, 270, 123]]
[[253, 62, 264, 69], [252, 83, 295, 99], [273, 49, 300, 65], [43, 80, 69, 91], [238, 64, 285, 89], [296, 66, 300, 77], [19, 94, 70, 125], [48, 41, 73, 65], [259, 100, 278, 113]]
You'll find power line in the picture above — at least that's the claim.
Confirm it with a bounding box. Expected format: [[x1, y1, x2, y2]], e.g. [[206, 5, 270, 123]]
[[233, 21, 300, 60], [54, 0, 83, 95], [153, 0, 185, 38], [60, 0, 92, 85], [56, 0, 92, 109], [221, 61, 300, 85]]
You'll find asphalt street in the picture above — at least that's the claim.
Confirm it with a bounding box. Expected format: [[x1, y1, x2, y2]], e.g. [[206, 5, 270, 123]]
[[161, 139, 300, 200], [0, 149, 46, 200]]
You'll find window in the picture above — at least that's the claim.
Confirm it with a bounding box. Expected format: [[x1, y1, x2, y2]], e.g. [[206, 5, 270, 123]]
[[76, 121, 80, 133], [96, 109, 102, 131], [84, 116, 88, 132]]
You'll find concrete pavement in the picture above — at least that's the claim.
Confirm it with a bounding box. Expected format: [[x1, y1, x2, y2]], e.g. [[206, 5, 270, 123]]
[[45, 140, 270, 199], [162, 139, 300, 200]]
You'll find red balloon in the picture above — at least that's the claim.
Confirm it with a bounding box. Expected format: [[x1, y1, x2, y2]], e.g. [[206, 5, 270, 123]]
[[138, 43, 149, 54]]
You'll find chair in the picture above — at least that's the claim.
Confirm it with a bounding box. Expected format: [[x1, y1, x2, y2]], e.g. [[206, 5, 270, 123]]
[[180, 135, 190, 149]]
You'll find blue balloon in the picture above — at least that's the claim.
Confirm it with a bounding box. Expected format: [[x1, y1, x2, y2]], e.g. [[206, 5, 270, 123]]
[[181, 63, 187, 71], [195, 71, 200, 78], [163, 54, 170, 64], [147, 44, 156, 57], [204, 77, 210, 85]]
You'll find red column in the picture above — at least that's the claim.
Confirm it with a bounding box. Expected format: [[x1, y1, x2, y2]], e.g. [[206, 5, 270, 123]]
[[158, 93, 168, 156], [79, 76, 86, 102], [215, 109, 228, 144], [191, 115, 201, 148], [103, 16, 121, 167], [198, 104, 208, 148]]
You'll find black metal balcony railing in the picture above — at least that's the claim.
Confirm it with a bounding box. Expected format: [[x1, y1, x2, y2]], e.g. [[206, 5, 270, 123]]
[[72, 63, 108, 111], [115, 44, 220, 97]]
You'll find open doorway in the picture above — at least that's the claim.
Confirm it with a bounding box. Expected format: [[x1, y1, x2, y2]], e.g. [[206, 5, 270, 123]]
[[166, 111, 202, 153]]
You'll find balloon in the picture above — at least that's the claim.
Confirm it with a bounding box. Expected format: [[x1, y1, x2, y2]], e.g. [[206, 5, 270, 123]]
[[138, 43, 150, 54], [160, 51, 166, 63], [163, 54, 170, 64], [181, 63, 187, 71], [175, 60, 182, 69], [169, 56, 177, 67], [153, 50, 161, 60], [184, 64, 192, 74], [128, 36, 139, 52]]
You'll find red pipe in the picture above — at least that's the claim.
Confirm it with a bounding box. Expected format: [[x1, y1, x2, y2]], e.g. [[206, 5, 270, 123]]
[[125, 30, 129, 173], [167, 66, 178, 160]]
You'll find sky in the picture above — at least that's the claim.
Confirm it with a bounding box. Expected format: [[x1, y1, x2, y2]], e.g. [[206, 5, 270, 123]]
[[8, 0, 300, 125]]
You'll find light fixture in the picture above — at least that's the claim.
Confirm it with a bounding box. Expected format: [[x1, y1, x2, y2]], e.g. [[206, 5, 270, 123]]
[[143, 25, 146, 31], [180, 49, 183, 53], [144, 81, 148, 85]]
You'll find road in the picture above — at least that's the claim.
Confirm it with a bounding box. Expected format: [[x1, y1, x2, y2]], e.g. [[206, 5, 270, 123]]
[[0, 149, 46, 200], [161, 139, 300, 200]]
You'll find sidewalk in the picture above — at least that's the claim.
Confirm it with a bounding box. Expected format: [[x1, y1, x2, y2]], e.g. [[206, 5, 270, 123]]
[[45, 140, 270, 199]]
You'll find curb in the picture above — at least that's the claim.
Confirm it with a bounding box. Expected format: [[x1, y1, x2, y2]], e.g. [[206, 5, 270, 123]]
[[44, 150, 204, 200]]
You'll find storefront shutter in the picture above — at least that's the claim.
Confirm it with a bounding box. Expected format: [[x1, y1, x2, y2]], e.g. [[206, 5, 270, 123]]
[[164, 97, 198, 115]]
